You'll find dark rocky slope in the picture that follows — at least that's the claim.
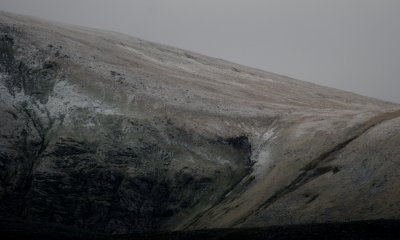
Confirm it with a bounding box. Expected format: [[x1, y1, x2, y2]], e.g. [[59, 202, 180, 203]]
[[0, 11, 400, 234]]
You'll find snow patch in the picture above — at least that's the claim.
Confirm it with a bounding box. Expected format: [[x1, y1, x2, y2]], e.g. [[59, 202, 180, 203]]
[[119, 44, 164, 65], [261, 127, 277, 142], [46, 80, 120, 126], [251, 127, 278, 177]]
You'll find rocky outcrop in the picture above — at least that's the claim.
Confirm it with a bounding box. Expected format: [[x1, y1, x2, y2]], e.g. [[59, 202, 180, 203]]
[[0, 11, 400, 234]]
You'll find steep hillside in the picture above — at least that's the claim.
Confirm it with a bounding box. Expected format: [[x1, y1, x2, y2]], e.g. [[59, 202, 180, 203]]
[[0, 11, 399, 234]]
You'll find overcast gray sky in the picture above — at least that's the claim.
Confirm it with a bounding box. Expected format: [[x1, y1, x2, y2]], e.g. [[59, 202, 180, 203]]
[[1, 0, 399, 103]]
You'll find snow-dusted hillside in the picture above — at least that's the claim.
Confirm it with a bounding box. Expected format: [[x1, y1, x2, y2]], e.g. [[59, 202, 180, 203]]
[[0, 11, 400, 234]]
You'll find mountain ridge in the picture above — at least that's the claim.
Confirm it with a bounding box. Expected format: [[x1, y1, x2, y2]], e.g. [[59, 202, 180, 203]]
[[0, 11, 400, 234]]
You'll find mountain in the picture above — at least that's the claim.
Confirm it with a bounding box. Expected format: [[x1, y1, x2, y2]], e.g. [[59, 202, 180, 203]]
[[1, 11, 400, 235]]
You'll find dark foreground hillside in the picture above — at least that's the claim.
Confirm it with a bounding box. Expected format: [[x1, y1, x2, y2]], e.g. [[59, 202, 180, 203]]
[[2, 219, 400, 240]]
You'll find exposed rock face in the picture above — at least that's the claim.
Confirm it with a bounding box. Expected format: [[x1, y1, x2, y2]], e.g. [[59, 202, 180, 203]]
[[0, 11, 399, 234]]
